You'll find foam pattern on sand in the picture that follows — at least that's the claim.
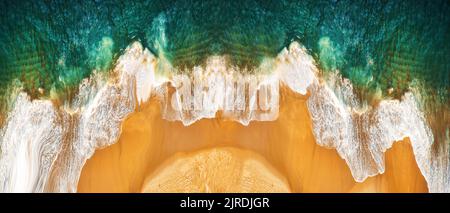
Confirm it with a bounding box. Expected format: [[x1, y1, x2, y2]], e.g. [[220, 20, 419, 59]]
[[281, 42, 449, 192], [0, 43, 142, 192]]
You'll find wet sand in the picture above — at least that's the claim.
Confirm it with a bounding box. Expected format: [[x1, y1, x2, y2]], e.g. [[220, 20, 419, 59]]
[[78, 87, 428, 192]]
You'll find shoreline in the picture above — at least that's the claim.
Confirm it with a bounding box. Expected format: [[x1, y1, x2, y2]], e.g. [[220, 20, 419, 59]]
[[78, 86, 428, 192]]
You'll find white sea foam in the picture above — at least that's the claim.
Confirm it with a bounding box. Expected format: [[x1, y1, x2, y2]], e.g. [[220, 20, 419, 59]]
[[158, 67, 280, 126], [276, 42, 318, 95], [0, 42, 141, 192], [0, 94, 68, 192], [0, 41, 447, 192], [283, 42, 449, 192]]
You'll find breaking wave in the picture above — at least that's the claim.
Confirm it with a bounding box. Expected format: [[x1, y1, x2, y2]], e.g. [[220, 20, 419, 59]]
[[0, 41, 448, 192]]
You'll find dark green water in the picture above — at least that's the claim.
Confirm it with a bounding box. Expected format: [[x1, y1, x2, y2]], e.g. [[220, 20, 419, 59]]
[[0, 0, 448, 111]]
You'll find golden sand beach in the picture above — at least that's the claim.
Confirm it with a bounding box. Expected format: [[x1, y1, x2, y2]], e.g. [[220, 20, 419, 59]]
[[78, 86, 428, 192]]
